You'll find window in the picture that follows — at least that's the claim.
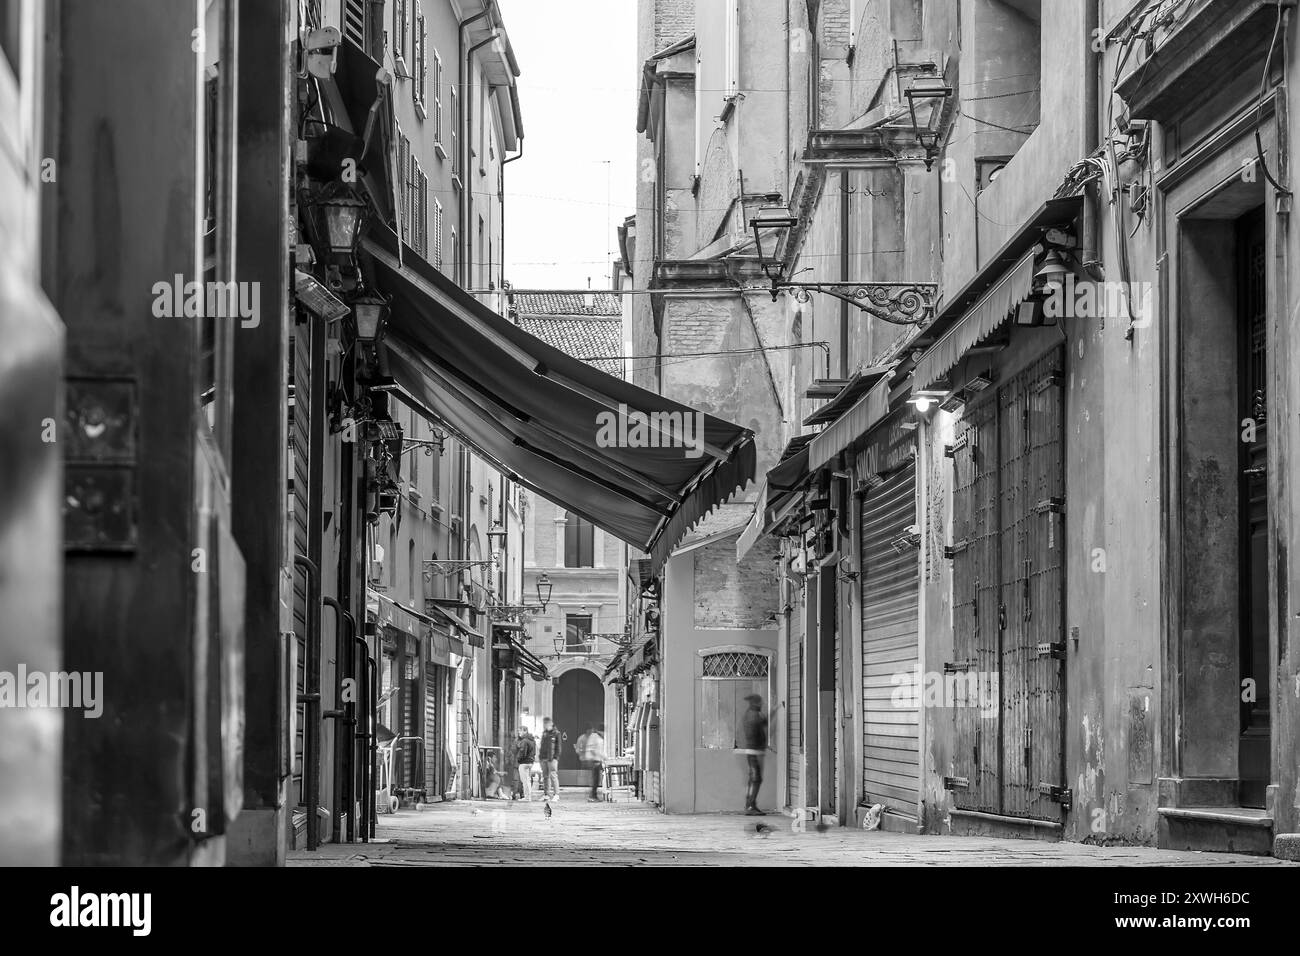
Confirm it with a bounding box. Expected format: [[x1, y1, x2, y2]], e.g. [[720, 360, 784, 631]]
[[406, 154, 427, 257], [564, 512, 594, 568], [393, 0, 409, 72], [697, 651, 772, 750], [451, 84, 461, 182], [564, 614, 592, 652], [408, 539, 416, 599], [432, 50, 444, 147], [412, 0, 426, 116], [432, 198, 443, 269], [397, 130, 411, 244]]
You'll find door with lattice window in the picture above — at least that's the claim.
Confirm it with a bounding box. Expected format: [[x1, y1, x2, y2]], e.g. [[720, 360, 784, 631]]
[[948, 348, 1066, 820]]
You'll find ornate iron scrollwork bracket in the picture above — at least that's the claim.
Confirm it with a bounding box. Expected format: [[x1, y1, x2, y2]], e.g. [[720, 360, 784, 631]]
[[780, 281, 938, 325]]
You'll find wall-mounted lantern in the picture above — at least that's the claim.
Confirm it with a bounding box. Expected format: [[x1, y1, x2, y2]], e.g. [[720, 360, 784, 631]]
[[904, 74, 954, 171], [536, 572, 553, 610], [352, 293, 390, 345]]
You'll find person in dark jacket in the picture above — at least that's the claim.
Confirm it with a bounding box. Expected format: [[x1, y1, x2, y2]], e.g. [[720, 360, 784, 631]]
[[739, 695, 768, 815], [514, 725, 538, 801], [538, 717, 564, 800]]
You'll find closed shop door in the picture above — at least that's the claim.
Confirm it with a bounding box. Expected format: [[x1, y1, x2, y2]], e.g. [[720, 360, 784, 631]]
[[554, 669, 605, 786], [860, 463, 920, 817], [786, 599, 803, 809], [949, 348, 1066, 820], [424, 662, 443, 797]]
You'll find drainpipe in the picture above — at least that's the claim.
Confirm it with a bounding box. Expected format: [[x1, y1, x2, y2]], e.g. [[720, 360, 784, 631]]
[[465, 30, 502, 293], [295, 554, 322, 851], [322, 597, 356, 843], [840, 170, 850, 377], [459, 4, 494, 287], [1082, 0, 1102, 279]]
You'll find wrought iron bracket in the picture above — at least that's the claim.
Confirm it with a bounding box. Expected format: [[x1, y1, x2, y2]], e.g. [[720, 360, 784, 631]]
[[423, 558, 496, 576], [778, 281, 938, 325]]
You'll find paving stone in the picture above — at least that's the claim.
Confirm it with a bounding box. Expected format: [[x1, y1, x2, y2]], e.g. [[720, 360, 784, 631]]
[[289, 789, 1295, 867]]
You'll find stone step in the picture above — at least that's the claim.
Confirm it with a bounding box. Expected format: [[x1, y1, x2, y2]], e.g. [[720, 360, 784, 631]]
[[1157, 806, 1273, 856]]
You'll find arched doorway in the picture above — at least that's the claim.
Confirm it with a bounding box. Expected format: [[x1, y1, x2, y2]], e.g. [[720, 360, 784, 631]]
[[553, 668, 604, 786]]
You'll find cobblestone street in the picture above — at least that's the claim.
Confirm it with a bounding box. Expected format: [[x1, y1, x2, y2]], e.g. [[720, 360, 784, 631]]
[[289, 792, 1292, 867]]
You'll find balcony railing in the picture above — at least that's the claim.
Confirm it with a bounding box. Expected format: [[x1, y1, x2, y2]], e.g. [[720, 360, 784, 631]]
[[549, 634, 625, 657]]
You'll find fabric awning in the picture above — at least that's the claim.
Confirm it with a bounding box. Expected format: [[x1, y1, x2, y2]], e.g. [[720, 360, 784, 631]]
[[802, 366, 889, 427], [427, 619, 454, 667], [362, 228, 756, 575], [367, 588, 430, 639], [909, 196, 1083, 391], [736, 434, 817, 560], [494, 626, 549, 681], [426, 600, 486, 649], [911, 248, 1038, 391], [808, 376, 892, 471]]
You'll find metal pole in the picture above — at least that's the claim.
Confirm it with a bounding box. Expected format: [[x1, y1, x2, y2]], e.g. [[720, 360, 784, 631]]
[[295, 554, 321, 851]]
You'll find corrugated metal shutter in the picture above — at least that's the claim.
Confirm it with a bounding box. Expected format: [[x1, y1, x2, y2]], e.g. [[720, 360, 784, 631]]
[[860, 463, 920, 817], [786, 593, 803, 808], [402, 634, 419, 788], [424, 662, 441, 797], [291, 332, 311, 805]]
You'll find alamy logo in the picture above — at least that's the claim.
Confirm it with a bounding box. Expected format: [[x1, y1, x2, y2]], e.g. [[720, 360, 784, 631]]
[[0, 666, 103, 718], [151, 274, 261, 328], [595, 403, 707, 459], [1043, 274, 1152, 327], [890, 666, 999, 717], [50, 887, 151, 936]]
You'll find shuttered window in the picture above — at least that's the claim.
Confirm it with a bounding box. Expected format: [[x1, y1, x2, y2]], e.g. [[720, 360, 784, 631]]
[[564, 512, 594, 568], [698, 651, 772, 749], [412, 1, 427, 116]]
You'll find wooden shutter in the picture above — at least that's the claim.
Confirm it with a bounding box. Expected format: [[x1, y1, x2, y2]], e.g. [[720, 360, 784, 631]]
[[948, 347, 1066, 820], [998, 350, 1066, 819], [949, 393, 1000, 813], [397, 134, 410, 244]]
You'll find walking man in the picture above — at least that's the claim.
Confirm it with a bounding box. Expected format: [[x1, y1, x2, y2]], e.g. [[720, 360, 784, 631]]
[[739, 694, 768, 815], [539, 716, 563, 800], [514, 724, 537, 801]]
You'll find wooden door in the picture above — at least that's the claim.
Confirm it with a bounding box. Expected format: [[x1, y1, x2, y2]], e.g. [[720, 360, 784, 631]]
[[949, 348, 1066, 820], [555, 669, 604, 786]]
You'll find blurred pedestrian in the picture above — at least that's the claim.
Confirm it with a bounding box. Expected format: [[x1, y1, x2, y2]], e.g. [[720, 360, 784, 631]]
[[581, 724, 606, 802], [739, 694, 768, 815]]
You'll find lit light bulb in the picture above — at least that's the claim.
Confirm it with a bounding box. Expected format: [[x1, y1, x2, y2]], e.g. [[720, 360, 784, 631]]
[[914, 397, 933, 414]]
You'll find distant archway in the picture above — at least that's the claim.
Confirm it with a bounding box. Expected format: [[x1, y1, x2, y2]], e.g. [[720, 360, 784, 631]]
[[552, 668, 605, 787]]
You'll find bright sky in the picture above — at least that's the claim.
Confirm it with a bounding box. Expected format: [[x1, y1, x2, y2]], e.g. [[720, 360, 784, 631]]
[[496, 0, 638, 291]]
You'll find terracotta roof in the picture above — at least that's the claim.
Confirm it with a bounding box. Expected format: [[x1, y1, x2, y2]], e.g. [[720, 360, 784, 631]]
[[510, 292, 622, 316], [514, 311, 624, 378]]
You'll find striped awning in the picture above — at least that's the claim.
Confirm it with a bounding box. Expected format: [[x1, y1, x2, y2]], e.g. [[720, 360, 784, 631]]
[[807, 376, 892, 471], [911, 248, 1039, 391]]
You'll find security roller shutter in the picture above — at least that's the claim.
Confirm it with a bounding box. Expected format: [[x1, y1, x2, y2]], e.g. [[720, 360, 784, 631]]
[[860, 462, 920, 818]]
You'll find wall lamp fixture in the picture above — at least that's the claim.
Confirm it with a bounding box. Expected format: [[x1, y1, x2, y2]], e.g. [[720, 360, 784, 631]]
[[904, 73, 955, 171]]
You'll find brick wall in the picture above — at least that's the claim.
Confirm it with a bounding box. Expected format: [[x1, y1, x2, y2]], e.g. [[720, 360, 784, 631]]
[[693, 537, 779, 629], [655, 0, 694, 49]]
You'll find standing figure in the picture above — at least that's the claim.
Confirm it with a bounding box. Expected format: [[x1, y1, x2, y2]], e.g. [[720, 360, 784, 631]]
[[538, 716, 563, 800], [739, 694, 768, 815], [514, 724, 537, 801]]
